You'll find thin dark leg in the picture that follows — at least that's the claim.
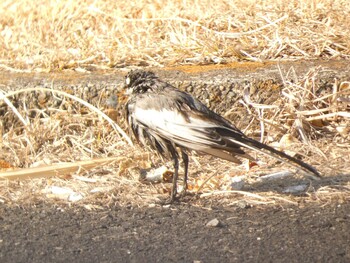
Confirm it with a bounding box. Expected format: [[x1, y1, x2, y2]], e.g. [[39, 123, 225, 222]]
[[181, 150, 189, 195], [170, 153, 179, 202]]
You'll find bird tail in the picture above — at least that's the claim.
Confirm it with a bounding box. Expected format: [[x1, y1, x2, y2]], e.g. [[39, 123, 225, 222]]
[[228, 136, 321, 178]]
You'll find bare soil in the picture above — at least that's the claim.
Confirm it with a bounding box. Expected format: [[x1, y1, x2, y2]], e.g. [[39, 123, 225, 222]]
[[1, 200, 350, 263]]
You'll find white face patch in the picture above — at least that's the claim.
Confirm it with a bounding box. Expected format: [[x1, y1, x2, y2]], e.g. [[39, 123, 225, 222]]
[[125, 88, 133, 95], [125, 77, 131, 85]]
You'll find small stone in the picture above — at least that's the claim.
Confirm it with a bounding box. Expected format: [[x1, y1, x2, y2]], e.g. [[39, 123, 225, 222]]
[[206, 218, 221, 227], [258, 171, 293, 181], [283, 184, 308, 193], [237, 200, 250, 209], [68, 192, 84, 202], [230, 176, 245, 190]]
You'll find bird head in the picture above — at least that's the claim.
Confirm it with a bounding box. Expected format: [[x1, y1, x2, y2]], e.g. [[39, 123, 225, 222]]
[[124, 70, 157, 95]]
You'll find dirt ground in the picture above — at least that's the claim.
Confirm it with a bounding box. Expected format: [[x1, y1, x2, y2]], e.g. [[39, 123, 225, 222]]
[[1, 199, 350, 263]]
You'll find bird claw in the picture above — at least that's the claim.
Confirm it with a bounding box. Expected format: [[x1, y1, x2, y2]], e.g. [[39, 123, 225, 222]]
[[159, 195, 179, 205]]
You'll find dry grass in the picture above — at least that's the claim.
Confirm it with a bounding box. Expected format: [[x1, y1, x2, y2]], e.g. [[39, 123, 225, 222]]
[[0, 0, 350, 72], [0, 67, 349, 208], [0, 0, 349, 207]]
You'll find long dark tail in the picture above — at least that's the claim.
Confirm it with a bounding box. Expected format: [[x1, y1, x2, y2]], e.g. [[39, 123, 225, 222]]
[[232, 136, 321, 178]]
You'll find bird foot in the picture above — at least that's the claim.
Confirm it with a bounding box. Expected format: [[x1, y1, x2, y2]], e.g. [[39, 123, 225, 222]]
[[158, 195, 180, 205]]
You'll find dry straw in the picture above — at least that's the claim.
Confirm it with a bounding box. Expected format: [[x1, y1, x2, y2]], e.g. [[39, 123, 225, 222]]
[[0, 66, 349, 207], [0, 0, 349, 206], [1, 0, 350, 71]]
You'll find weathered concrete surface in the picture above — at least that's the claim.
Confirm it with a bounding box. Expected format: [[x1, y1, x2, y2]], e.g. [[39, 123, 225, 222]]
[[0, 59, 349, 130]]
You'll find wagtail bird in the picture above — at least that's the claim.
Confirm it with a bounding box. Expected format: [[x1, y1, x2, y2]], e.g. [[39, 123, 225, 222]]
[[123, 70, 320, 201]]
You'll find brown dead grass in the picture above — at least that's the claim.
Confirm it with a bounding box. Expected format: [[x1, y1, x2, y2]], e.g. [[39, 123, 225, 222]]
[[0, 0, 349, 207], [0, 0, 350, 72], [0, 67, 349, 208]]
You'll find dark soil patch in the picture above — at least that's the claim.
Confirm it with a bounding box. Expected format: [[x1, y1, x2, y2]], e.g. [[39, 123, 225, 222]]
[[1, 201, 350, 263]]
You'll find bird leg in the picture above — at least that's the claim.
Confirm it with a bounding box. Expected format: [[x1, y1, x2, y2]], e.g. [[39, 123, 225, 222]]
[[180, 150, 189, 196], [170, 153, 179, 202]]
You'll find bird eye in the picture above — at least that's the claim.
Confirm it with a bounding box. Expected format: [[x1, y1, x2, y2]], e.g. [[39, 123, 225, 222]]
[[125, 77, 131, 85]]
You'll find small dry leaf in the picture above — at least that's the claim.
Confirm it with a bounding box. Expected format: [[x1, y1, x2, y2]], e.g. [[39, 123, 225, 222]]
[[310, 119, 325, 127], [105, 109, 119, 122], [248, 160, 258, 169], [0, 159, 14, 170], [339, 82, 350, 91], [279, 134, 298, 149]]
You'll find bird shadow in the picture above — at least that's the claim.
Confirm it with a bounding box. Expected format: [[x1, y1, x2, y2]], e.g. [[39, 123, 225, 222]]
[[243, 172, 350, 197], [190, 154, 350, 198]]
